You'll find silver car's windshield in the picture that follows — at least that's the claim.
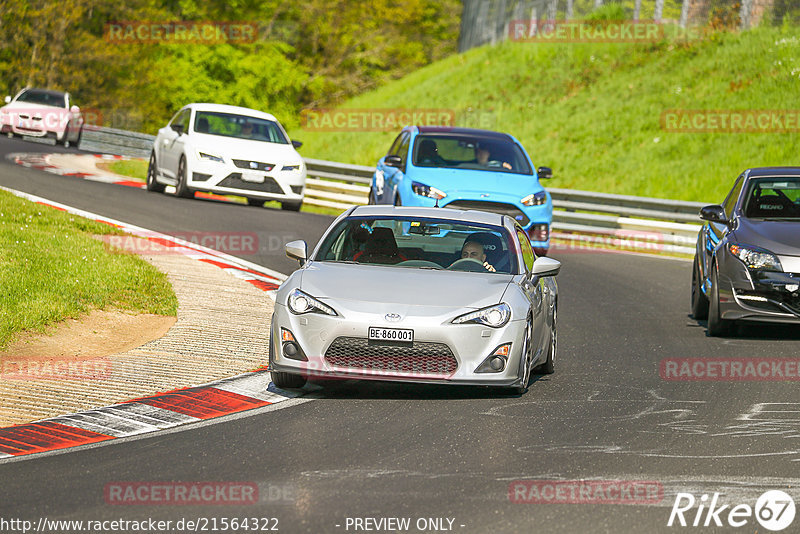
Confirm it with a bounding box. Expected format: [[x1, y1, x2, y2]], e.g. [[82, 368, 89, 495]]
[[412, 134, 532, 175], [193, 111, 289, 144], [743, 177, 800, 220], [315, 216, 518, 274]]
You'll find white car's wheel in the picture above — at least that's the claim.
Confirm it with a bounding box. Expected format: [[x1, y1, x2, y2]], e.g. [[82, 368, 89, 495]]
[[174, 156, 193, 198]]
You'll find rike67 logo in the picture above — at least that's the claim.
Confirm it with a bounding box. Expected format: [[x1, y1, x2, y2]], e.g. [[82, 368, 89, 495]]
[[668, 490, 795, 531]]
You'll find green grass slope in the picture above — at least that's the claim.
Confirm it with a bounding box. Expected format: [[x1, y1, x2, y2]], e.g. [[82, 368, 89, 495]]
[[290, 27, 800, 203]]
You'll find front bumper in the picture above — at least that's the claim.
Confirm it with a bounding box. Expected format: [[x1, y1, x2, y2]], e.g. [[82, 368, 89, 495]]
[[187, 158, 306, 202], [717, 253, 800, 324], [269, 302, 529, 386]]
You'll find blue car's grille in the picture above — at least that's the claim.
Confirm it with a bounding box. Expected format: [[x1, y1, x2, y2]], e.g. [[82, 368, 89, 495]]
[[444, 200, 530, 226]]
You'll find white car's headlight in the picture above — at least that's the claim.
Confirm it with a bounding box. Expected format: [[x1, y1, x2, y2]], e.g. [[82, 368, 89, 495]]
[[281, 164, 301, 171], [287, 288, 337, 316], [452, 303, 511, 327], [197, 151, 224, 163], [521, 191, 547, 206], [729, 243, 782, 271]]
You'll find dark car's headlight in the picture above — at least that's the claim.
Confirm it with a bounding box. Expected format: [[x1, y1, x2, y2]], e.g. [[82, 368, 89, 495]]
[[729, 244, 782, 271], [521, 191, 547, 206], [287, 288, 338, 316], [452, 303, 511, 327], [411, 181, 446, 200]]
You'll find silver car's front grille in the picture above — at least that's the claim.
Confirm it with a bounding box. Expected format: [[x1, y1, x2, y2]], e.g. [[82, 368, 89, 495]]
[[324, 337, 458, 376]]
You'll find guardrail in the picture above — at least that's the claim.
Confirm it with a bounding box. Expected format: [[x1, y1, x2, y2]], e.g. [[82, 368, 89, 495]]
[[76, 127, 704, 256]]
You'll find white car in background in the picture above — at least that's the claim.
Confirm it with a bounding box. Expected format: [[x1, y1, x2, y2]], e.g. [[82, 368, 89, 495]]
[[147, 103, 306, 210], [0, 88, 84, 147]]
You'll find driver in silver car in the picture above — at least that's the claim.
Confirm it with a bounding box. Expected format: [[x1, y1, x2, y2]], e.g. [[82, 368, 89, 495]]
[[455, 236, 497, 272]]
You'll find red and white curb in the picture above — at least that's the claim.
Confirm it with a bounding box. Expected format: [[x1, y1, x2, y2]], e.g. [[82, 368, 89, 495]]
[[0, 186, 300, 460]]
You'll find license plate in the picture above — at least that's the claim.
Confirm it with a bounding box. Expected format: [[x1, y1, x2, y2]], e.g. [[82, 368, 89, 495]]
[[241, 172, 265, 183], [368, 327, 413, 342]]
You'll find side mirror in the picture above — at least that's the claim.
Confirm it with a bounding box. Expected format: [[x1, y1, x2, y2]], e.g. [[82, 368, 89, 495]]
[[4, 96, 10, 104], [291, 140, 302, 149], [170, 123, 184, 135], [70, 105, 80, 113], [537, 166, 553, 179], [531, 257, 561, 277], [285, 240, 308, 265], [384, 155, 403, 168], [699, 204, 728, 224]]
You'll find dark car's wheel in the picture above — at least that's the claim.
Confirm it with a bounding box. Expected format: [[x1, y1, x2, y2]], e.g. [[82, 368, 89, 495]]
[[146, 151, 165, 193], [394, 194, 402, 207], [534, 304, 556, 375], [271, 371, 307, 389], [247, 198, 266, 207], [691, 254, 709, 320], [707, 264, 732, 337], [174, 156, 193, 198], [281, 200, 302, 211], [368, 186, 376, 205]]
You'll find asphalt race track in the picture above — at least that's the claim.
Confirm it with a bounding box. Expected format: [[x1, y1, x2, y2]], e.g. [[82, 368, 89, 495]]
[[2, 136, 800, 533]]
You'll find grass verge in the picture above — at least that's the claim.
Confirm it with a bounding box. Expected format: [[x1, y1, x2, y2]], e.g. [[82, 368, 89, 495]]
[[0, 190, 178, 350]]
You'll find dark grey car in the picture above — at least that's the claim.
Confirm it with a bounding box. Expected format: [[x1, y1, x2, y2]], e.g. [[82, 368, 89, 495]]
[[692, 167, 800, 335]]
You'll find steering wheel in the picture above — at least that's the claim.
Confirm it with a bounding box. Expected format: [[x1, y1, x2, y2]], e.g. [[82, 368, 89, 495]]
[[448, 258, 489, 272]]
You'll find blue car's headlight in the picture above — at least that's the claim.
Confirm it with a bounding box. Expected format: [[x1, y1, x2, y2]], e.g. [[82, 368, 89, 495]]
[[412, 181, 446, 200], [521, 191, 547, 206], [729, 244, 782, 271], [287, 288, 338, 316], [452, 303, 511, 328]]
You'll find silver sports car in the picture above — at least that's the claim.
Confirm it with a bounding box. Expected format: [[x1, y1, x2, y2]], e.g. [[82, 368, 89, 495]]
[[692, 167, 800, 335], [269, 206, 560, 393]]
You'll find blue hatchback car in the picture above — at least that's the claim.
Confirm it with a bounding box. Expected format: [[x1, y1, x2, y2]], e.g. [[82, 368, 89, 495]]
[[369, 126, 553, 254]]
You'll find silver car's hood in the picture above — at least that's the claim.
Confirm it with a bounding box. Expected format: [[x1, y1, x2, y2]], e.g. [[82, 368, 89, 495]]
[[300, 262, 512, 310], [734, 219, 800, 256]]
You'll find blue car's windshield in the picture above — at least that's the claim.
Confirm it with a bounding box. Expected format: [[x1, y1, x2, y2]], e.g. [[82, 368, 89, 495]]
[[412, 134, 533, 175], [743, 177, 800, 220], [316, 216, 519, 274]]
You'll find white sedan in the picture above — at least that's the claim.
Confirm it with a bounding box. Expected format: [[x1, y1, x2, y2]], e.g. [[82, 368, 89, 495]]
[[0, 88, 84, 147], [147, 103, 306, 210]]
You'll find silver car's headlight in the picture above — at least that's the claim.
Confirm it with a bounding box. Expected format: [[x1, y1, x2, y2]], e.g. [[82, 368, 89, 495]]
[[729, 243, 782, 271], [197, 151, 224, 163], [452, 303, 511, 327], [287, 288, 338, 316]]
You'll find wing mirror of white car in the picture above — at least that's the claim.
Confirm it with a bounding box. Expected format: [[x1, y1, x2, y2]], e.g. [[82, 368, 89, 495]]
[[170, 123, 184, 135], [4, 96, 10, 104], [285, 240, 308, 265], [531, 257, 561, 277], [291, 140, 302, 149], [70, 105, 80, 113]]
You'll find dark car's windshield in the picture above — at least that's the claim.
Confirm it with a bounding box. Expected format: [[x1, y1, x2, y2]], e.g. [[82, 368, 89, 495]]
[[15, 89, 67, 108], [315, 216, 518, 274], [193, 111, 289, 144], [411, 134, 532, 175], [743, 177, 800, 219]]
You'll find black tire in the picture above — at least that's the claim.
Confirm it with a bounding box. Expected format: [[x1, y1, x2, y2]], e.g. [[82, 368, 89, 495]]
[[281, 200, 302, 211], [174, 156, 193, 198], [368, 187, 376, 205], [394, 194, 402, 207], [58, 127, 69, 147], [707, 265, 732, 337], [533, 304, 556, 375], [146, 151, 165, 193], [534, 247, 549, 257], [271, 371, 307, 389], [74, 126, 83, 148], [247, 198, 266, 207], [691, 255, 709, 320], [512, 318, 534, 394]]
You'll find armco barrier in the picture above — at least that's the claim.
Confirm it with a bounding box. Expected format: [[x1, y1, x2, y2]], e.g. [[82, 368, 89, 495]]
[[75, 127, 704, 256]]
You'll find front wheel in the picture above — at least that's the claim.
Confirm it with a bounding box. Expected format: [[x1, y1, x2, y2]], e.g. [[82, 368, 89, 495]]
[[707, 265, 732, 337], [691, 255, 709, 320], [533, 305, 556, 375], [368, 187, 376, 205], [281, 200, 302, 211], [174, 156, 193, 198], [146, 151, 165, 192], [271, 371, 306, 389]]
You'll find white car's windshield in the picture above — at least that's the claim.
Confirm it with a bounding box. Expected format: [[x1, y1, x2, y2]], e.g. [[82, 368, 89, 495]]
[[193, 111, 289, 144], [15, 89, 67, 108], [316, 216, 518, 274]]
